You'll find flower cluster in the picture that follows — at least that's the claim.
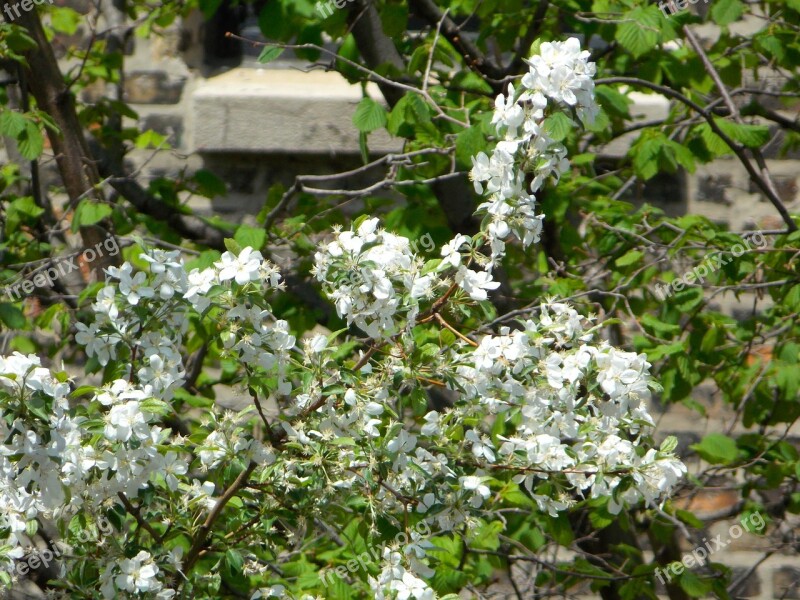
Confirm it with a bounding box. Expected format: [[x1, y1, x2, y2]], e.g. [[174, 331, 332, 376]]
[[0, 352, 182, 597], [522, 37, 599, 124], [0, 245, 292, 596], [312, 217, 437, 338], [469, 37, 599, 266], [448, 302, 685, 516]]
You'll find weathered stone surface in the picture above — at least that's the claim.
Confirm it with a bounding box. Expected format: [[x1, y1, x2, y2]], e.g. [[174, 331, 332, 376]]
[[730, 567, 762, 597], [697, 173, 733, 204], [673, 489, 740, 520], [125, 72, 186, 104], [774, 566, 800, 599], [748, 174, 798, 203], [192, 69, 401, 155]]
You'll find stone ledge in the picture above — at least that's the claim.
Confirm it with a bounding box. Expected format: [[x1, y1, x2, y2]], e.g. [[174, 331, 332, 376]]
[[191, 68, 401, 155]]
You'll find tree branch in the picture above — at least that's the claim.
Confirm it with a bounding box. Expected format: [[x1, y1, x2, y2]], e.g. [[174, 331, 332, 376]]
[[117, 492, 163, 543], [183, 461, 257, 573], [408, 0, 505, 86], [597, 75, 797, 232], [3, 0, 121, 277], [683, 25, 797, 232]]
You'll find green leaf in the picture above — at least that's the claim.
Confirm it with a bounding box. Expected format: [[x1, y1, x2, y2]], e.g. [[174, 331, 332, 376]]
[[700, 326, 721, 353], [543, 112, 573, 142], [0, 110, 26, 137], [198, 0, 223, 18], [387, 94, 432, 137], [193, 169, 227, 197], [673, 286, 704, 311], [547, 513, 574, 546], [234, 225, 266, 250], [680, 570, 712, 597], [135, 130, 169, 149], [455, 127, 486, 169], [665, 139, 696, 173], [224, 238, 242, 255], [714, 118, 770, 148], [641, 314, 681, 336], [596, 86, 631, 118], [691, 433, 738, 464], [615, 249, 643, 267], [72, 200, 112, 232], [18, 121, 44, 160], [616, 7, 660, 58], [6, 196, 45, 231], [352, 97, 388, 133], [257, 46, 285, 64], [451, 71, 493, 94], [140, 398, 170, 416], [0, 304, 25, 330], [330, 437, 356, 446], [710, 0, 744, 26], [660, 435, 678, 454], [224, 548, 244, 575], [697, 123, 733, 157], [755, 34, 785, 61], [71, 385, 98, 399], [631, 132, 663, 180], [26, 519, 38, 538], [675, 508, 704, 529], [647, 341, 686, 360], [50, 7, 83, 35]]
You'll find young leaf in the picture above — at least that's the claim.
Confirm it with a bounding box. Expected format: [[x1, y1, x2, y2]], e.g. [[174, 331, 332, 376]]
[[72, 200, 113, 232], [17, 121, 44, 160], [710, 0, 744, 26], [0, 304, 26, 329], [543, 112, 573, 142], [691, 433, 738, 464], [258, 46, 285, 64], [234, 225, 267, 251], [714, 118, 770, 148], [352, 97, 388, 133], [616, 7, 661, 58], [0, 110, 26, 137]]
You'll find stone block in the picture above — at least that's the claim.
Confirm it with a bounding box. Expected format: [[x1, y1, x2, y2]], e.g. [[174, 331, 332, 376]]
[[192, 68, 402, 155], [774, 566, 800, 599], [697, 173, 733, 204], [673, 489, 740, 520], [706, 518, 771, 553], [748, 174, 798, 203], [729, 566, 761, 598], [125, 72, 186, 104]]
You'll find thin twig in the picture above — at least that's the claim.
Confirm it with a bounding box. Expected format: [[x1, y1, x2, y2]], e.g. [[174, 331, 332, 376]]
[[117, 492, 162, 543]]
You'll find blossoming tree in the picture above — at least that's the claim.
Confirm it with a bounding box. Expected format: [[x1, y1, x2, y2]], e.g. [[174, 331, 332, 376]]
[[0, 39, 687, 599], [2, 0, 800, 599]]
